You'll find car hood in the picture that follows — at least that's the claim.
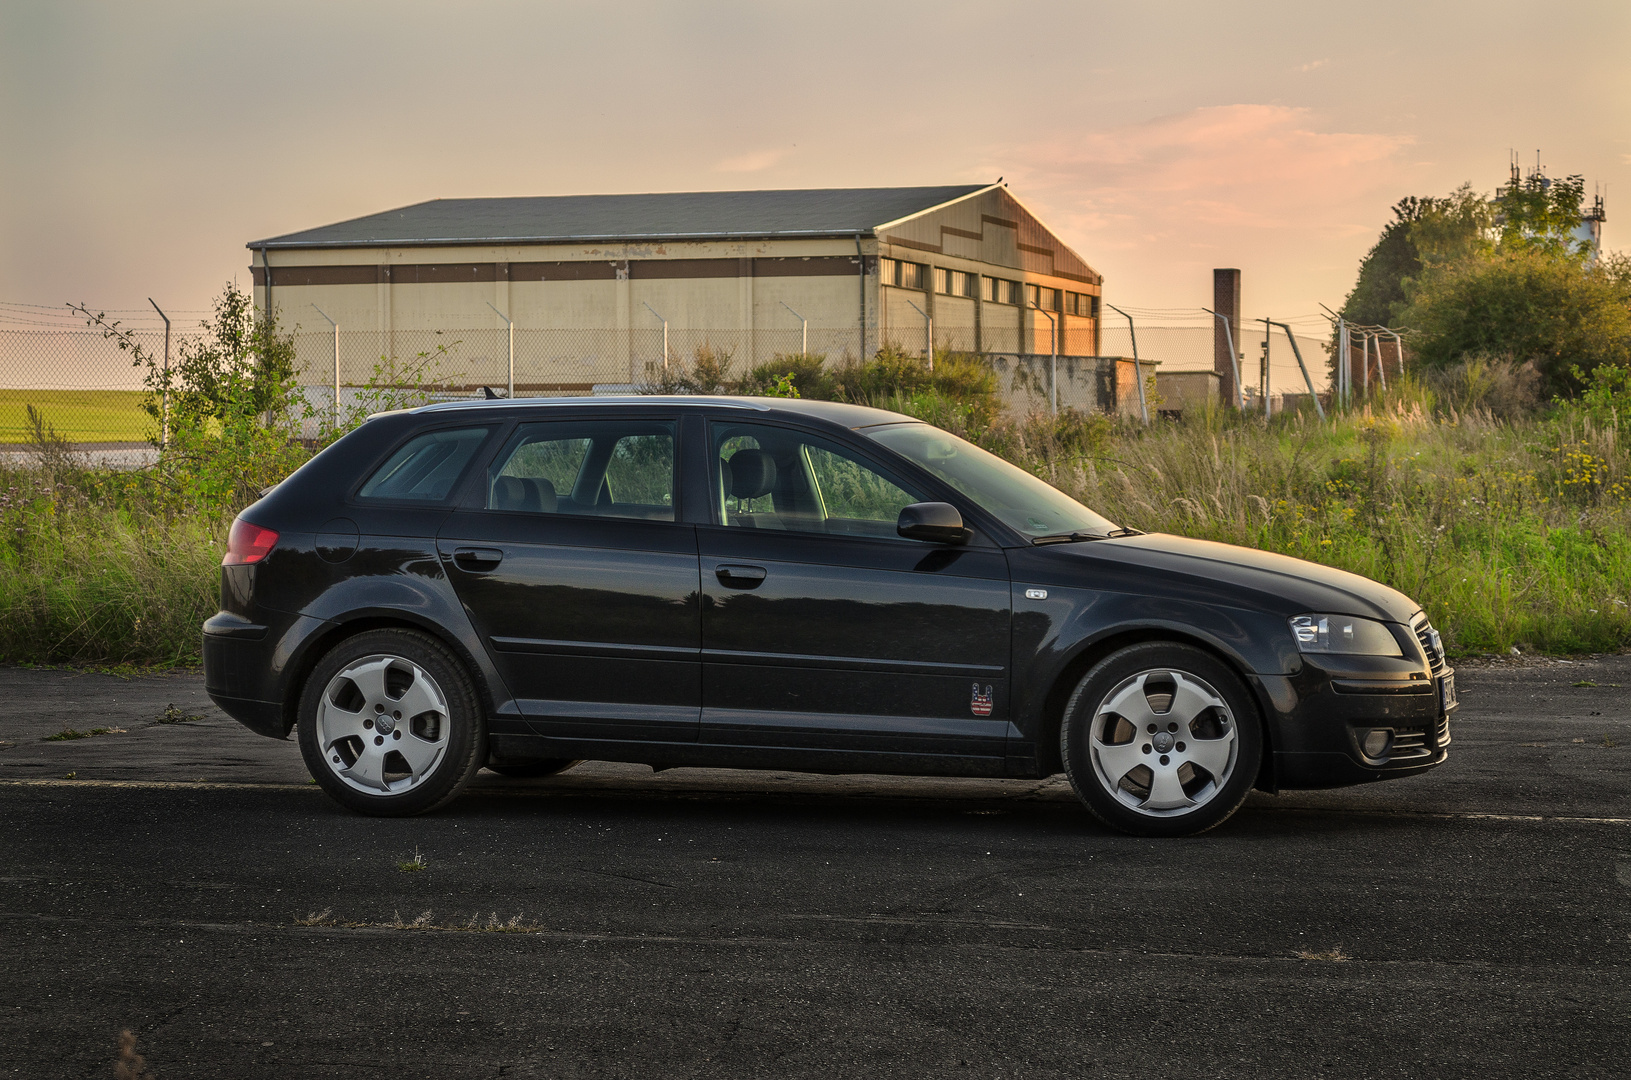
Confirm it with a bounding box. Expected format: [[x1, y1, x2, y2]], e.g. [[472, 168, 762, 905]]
[[1033, 532, 1423, 624]]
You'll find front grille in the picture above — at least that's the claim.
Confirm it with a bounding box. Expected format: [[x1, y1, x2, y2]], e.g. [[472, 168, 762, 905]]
[[1413, 616, 1446, 676], [1434, 713, 1452, 749], [1388, 727, 1434, 762]]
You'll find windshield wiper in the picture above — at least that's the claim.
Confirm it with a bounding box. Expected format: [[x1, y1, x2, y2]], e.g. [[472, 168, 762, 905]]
[[1031, 526, 1144, 546], [1031, 531, 1108, 545]]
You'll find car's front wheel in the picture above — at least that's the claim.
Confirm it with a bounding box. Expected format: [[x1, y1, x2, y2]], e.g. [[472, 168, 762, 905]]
[[297, 628, 487, 816], [1061, 642, 1261, 837]]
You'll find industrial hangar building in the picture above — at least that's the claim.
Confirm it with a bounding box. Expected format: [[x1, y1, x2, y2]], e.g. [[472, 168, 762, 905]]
[[249, 183, 1103, 394]]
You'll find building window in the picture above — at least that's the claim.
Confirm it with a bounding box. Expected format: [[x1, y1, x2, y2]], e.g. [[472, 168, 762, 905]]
[[933, 267, 951, 294], [1025, 286, 1059, 312], [951, 270, 975, 297], [985, 278, 1018, 305], [879, 258, 897, 286], [981, 276, 996, 302], [898, 261, 924, 290]]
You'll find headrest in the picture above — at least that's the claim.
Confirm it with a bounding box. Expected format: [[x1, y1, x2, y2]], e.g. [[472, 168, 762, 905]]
[[726, 448, 777, 500], [493, 475, 558, 513], [524, 477, 557, 513], [492, 475, 529, 511]]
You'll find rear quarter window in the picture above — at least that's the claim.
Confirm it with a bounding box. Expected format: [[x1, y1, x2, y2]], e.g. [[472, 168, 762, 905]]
[[357, 426, 491, 503]]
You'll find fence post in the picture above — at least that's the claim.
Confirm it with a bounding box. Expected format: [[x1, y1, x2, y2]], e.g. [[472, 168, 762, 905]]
[[147, 299, 170, 447], [906, 298, 933, 372], [1204, 307, 1244, 410], [1031, 301, 1057, 415], [484, 302, 515, 397], [1106, 304, 1148, 423], [641, 302, 668, 374], [311, 304, 339, 425], [1271, 321, 1325, 420], [780, 301, 807, 356]]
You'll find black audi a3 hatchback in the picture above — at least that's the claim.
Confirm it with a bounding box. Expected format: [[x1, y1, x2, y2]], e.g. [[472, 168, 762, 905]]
[[203, 396, 1454, 836]]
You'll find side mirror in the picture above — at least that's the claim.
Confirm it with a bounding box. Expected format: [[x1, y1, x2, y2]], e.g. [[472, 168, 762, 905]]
[[897, 502, 971, 545]]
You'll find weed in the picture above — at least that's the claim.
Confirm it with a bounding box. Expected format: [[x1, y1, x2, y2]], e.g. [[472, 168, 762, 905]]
[[157, 703, 203, 724], [292, 910, 544, 933], [113, 1028, 157, 1080], [1605, 736, 1619, 748], [1295, 946, 1351, 962], [43, 726, 124, 741], [1573, 680, 1600, 687], [398, 848, 428, 873], [61, 771, 76, 780]]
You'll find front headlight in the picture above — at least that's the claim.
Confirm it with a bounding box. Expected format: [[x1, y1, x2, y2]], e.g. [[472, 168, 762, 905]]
[[1289, 614, 1402, 656]]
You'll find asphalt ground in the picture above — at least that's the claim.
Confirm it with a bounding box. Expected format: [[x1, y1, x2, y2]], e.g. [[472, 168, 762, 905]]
[[1, 656, 1628, 1079]]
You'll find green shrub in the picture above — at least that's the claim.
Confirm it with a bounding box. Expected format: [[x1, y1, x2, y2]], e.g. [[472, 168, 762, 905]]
[[1400, 251, 1631, 396]]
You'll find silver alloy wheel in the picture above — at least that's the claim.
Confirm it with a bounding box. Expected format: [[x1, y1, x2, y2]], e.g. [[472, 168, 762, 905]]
[[314, 654, 451, 795], [1087, 668, 1239, 818]]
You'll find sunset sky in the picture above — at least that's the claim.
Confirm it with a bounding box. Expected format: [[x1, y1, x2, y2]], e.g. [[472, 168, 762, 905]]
[[3, 0, 1627, 327]]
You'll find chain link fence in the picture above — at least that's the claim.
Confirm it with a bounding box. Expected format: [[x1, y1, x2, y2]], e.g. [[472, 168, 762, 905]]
[[3, 304, 1339, 443]]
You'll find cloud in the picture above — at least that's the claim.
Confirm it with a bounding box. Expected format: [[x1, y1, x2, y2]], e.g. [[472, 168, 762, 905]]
[[988, 104, 1417, 311], [1296, 58, 1329, 72], [714, 148, 791, 173], [1000, 104, 1412, 242]]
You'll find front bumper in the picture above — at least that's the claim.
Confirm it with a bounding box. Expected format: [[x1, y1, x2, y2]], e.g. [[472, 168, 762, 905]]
[[1258, 656, 1455, 789]]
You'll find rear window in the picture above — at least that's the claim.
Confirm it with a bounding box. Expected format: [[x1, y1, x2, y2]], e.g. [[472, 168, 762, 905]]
[[487, 419, 675, 522], [358, 426, 490, 502]]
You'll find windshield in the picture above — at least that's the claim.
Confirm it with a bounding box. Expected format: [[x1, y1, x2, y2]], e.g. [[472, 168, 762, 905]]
[[863, 423, 1118, 539]]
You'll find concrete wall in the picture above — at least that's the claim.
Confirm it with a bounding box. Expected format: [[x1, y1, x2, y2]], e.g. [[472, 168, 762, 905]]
[[1154, 371, 1220, 416], [987, 355, 1156, 417]]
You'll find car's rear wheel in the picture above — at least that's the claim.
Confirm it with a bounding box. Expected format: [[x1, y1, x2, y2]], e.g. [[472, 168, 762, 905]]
[[297, 628, 486, 816], [1061, 642, 1261, 837], [486, 759, 583, 778]]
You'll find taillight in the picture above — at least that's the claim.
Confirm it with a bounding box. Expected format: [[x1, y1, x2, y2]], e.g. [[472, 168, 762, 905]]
[[224, 518, 279, 565]]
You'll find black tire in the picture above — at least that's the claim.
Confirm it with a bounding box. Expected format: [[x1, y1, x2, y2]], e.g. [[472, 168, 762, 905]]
[[486, 759, 583, 779], [1060, 642, 1262, 838], [297, 628, 487, 816]]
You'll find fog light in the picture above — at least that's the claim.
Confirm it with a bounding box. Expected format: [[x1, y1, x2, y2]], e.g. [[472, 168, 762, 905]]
[[1362, 729, 1391, 758]]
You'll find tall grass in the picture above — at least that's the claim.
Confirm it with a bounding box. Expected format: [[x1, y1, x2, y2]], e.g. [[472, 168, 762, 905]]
[[0, 458, 223, 666], [2, 356, 1627, 664], [880, 376, 1631, 655]]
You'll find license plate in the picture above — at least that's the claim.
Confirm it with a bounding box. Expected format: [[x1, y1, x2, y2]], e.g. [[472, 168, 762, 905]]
[[1439, 672, 1458, 712]]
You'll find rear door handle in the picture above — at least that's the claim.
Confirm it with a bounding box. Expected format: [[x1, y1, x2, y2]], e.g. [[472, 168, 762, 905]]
[[715, 564, 767, 589], [451, 546, 504, 573]]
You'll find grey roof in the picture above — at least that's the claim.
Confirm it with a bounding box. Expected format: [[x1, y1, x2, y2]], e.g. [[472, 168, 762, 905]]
[[249, 185, 992, 249]]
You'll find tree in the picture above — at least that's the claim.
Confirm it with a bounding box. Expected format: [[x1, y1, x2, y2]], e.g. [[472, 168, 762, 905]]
[[1494, 171, 1591, 259], [1398, 250, 1631, 396], [1340, 186, 1493, 328]]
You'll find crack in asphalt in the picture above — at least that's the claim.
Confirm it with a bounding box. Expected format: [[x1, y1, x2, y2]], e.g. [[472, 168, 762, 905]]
[[3, 909, 1622, 974], [3, 777, 1628, 826]]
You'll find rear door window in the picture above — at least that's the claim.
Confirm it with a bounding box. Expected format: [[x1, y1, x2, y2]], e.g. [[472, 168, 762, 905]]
[[487, 419, 676, 522], [357, 426, 491, 503]]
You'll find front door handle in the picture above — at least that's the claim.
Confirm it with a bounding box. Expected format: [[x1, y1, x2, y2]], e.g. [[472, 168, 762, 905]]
[[451, 546, 504, 573], [715, 564, 767, 589]]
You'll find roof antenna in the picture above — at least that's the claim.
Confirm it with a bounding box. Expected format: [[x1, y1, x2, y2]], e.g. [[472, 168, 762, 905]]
[[481, 386, 499, 400]]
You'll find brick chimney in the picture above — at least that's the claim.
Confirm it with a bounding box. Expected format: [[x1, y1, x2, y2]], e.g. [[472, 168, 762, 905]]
[[1213, 269, 1241, 406]]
